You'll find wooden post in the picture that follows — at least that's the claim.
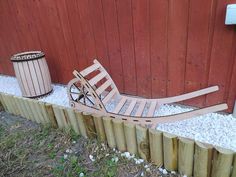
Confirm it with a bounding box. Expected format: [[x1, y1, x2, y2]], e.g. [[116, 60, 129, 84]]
[[178, 137, 194, 177], [103, 117, 116, 148], [231, 154, 236, 177], [193, 142, 213, 177], [23, 98, 36, 121], [124, 122, 137, 155], [13, 96, 24, 117], [112, 119, 126, 152], [82, 112, 96, 138], [93, 114, 106, 142], [52, 105, 67, 129], [2, 94, 13, 113], [17, 97, 28, 119], [163, 133, 178, 171], [12, 96, 22, 116], [45, 103, 58, 128], [65, 108, 80, 135], [38, 101, 50, 124], [31, 99, 46, 123], [0, 93, 7, 111], [149, 129, 163, 166], [136, 125, 150, 161], [75, 111, 87, 138], [8, 95, 18, 115], [211, 147, 234, 177]]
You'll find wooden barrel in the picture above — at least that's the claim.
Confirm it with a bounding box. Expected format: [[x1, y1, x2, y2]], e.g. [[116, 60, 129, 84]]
[[11, 51, 52, 98]]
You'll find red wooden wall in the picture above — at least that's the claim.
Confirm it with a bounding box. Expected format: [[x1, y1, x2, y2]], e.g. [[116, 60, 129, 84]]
[[0, 0, 235, 112]]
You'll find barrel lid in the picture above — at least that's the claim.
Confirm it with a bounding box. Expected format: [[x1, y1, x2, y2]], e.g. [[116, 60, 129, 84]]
[[11, 51, 45, 62]]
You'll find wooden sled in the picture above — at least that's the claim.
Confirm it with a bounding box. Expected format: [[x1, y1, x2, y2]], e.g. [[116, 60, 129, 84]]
[[67, 59, 227, 128]]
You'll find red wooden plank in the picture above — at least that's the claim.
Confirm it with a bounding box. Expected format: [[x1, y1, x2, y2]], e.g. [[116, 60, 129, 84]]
[[150, 0, 168, 98], [167, 0, 189, 97], [184, 0, 215, 107], [36, 0, 71, 84], [27, 0, 57, 82], [132, 0, 151, 98], [66, 0, 87, 70], [0, 0, 22, 75], [55, 0, 80, 80], [227, 55, 236, 112], [116, 0, 137, 95], [88, 0, 110, 72], [206, 0, 236, 106], [76, 0, 97, 66], [101, 0, 124, 92]]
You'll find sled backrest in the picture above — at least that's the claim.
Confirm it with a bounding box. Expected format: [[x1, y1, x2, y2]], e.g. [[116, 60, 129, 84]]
[[73, 59, 120, 111]]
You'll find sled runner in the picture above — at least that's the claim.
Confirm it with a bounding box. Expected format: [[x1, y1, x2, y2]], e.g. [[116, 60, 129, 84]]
[[67, 59, 227, 128]]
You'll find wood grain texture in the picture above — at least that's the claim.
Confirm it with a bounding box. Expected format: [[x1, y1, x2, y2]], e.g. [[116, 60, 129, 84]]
[[1, 0, 236, 112]]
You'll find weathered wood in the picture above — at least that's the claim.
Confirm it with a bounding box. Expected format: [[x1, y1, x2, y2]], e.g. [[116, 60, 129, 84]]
[[11, 96, 21, 115], [32, 99, 47, 123], [75, 111, 88, 138], [194, 142, 213, 177], [231, 154, 236, 177], [8, 95, 18, 115], [39, 101, 50, 124], [52, 105, 68, 129], [25, 99, 37, 122], [17, 97, 28, 119], [44, 103, 58, 128], [82, 112, 96, 138], [124, 122, 137, 154], [149, 129, 163, 166], [211, 147, 234, 177], [13, 96, 24, 117], [0, 93, 7, 111], [178, 137, 194, 177], [65, 108, 80, 135], [93, 114, 106, 141], [163, 133, 178, 171], [135, 101, 146, 116], [112, 119, 126, 152], [2, 94, 13, 113], [103, 116, 116, 148], [136, 125, 150, 160]]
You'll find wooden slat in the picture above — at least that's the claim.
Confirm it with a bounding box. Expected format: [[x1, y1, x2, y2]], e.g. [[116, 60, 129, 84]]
[[124, 99, 136, 115], [88, 71, 107, 86], [80, 63, 100, 77], [95, 80, 112, 95], [113, 97, 127, 114], [102, 89, 117, 105], [135, 101, 146, 116], [147, 101, 157, 117]]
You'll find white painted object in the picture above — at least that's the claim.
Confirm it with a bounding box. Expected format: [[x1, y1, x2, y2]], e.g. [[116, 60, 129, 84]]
[[225, 4, 236, 25], [0, 75, 236, 151]]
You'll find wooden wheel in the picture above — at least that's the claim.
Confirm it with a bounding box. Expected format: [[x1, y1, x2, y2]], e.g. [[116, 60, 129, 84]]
[[67, 78, 96, 108]]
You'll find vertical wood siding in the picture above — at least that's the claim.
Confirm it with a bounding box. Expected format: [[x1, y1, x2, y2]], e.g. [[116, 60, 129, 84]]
[[0, 0, 235, 112]]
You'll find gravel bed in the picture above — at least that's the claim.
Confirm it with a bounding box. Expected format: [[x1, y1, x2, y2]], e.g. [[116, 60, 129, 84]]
[[0, 74, 235, 151]]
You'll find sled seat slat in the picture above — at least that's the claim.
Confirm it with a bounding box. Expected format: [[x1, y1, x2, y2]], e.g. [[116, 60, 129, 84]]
[[88, 71, 107, 87], [147, 101, 157, 117], [113, 97, 127, 114], [124, 99, 136, 115], [95, 80, 112, 96], [135, 101, 146, 116], [103, 89, 117, 105], [80, 63, 100, 77]]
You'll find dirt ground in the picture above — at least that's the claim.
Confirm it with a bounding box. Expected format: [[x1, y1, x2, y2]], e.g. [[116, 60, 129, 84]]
[[0, 111, 180, 177]]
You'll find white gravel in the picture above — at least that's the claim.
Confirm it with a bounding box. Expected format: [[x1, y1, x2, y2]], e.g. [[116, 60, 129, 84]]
[[0, 74, 236, 151]]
